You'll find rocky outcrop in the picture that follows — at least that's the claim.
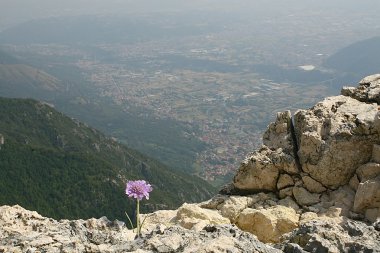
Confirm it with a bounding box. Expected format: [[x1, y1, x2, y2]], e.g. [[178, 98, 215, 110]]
[[232, 74, 380, 225], [281, 218, 380, 253], [0, 205, 280, 253], [294, 95, 379, 189]]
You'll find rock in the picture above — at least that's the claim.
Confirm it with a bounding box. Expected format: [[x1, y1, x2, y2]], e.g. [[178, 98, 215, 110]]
[[263, 110, 293, 152], [282, 218, 380, 253], [341, 73, 380, 103], [139, 210, 177, 233], [278, 197, 300, 211], [279, 187, 294, 199], [353, 175, 380, 213], [283, 243, 308, 253], [176, 203, 230, 229], [349, 174, 360, 191], [0, 205, 281, 253], [294, 95, 379, 189], [200, 194, 228, 209], [277, 174, 295, 190], [356, 162, 380, 182], [233, 146, 280, 191], [372, 144, 380, 163], [301, 176, 326, 193], [233, 146, 299, 191], [374, 219, 380, 231], [365, 208, 380, 223], [217, 195, 253, 222], [299, 212, 319, 224], [139, 225, 282, 253], [327, 186, 356, 216], [293, 187, 320, 206], [236, 206, 299, 243], [322, 207, 343, 218]]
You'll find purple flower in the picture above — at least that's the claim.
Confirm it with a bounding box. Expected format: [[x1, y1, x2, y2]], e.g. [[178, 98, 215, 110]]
[[126, 180, 153, 201]]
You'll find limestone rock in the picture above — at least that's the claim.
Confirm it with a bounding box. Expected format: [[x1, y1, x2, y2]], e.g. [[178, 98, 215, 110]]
[[341, 73, 380, 103], [372, 144, 380, 163], [349, 174, 360, 191], [293, 187, 320, 206], [327, 186, 356, 216], [277, 174, 295, 190], [301, 175, 326, 193], [176, 203, 230, 229], [140, 210, 177, 232], [278, 196, 300, 210], [365, 208, 380, 223], [263, 110, 293, 152], [279, 187, 294, 199], [353, 175, 380, 214], [218, 196, 253, 222], [234, 146, 299, 191], [236, 206, 299, 243], [294, 95, 379, 189], [0, 205, 281, 253], [281, 218, 380, 253], [356, 162, 380, 182]]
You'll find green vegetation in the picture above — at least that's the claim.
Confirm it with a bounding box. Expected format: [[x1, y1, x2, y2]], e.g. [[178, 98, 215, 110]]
[[0, 97, 215, 220]]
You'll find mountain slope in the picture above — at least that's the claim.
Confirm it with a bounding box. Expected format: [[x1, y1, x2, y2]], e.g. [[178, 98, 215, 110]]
[[0, 50, 208, 175], [324, 36, 380, 80], [0, 97, 215, 220]]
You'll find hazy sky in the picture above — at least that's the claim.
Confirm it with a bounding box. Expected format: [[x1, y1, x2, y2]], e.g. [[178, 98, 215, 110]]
[[1, 0, 380, 30]]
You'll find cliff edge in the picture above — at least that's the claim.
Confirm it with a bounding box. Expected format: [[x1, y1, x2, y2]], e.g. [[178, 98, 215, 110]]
[[1, 74, 380, 252]]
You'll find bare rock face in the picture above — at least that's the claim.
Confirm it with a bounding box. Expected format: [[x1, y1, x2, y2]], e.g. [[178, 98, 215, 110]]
[[233, 146, 281, 191], [294, 95, 379, 189], [236, 205, 299, 243], [354, 176, 380, 214], [233, 110, 299, 192], [0, 205, 281, 253], [292, 187, 320, 206], [176, 203, 230, 229], [229, 74, 380, 242], [341, 73, 380, 103], [280, 218, 380, 253]]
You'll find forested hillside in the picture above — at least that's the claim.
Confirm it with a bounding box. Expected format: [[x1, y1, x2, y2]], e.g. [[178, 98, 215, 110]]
[[0, 97, 215, 220]]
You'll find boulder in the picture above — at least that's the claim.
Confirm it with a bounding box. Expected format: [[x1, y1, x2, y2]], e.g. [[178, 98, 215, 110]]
[[282, 218, 380, 253], [294, 95, 379, 189], [371, 144, 380, 163], [263, 110, 293, 152], [293, 187, 320, 206], [176, 203, 230, 229], [356, 162, 380, 182], [279, 187, 294, 199], [233, 146, 299, 191], [341, 73, 380, 103], [236, 206, 299, 243], [217, 196, 254, 222], [233, 146, 280, 191], [349, 174, 360, 191], [277, 174, 295, 190], [353, 175, 380, 214], [140, 210, 177, 232], [326, 186, 356, 216], [301, 175, 326, 193]]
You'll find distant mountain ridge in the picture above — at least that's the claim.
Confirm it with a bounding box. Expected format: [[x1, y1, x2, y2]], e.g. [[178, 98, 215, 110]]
[[324, 36, 380, 81], [0, 97, 215, 220]]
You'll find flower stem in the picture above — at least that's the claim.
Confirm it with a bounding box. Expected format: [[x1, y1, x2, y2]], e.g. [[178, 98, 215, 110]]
[[136, 199, 140, 237]]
